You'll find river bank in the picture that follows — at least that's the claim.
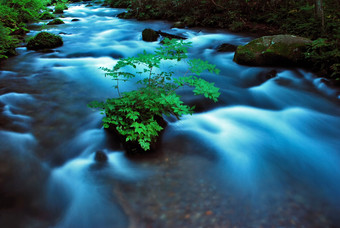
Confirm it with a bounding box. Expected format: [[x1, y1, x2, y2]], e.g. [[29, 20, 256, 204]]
[[107, 0, 340, 84]]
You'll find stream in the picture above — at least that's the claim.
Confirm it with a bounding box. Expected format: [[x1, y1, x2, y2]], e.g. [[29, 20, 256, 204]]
[[1, 2, 340, 228]]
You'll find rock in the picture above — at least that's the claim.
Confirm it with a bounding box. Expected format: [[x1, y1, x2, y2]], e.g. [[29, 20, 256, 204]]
[[71, 18, 80, 22], [142, 28, 159, 42], [85, 4, 93, 7], [95, 150, 108, 162], [54, 8, 64, 14], [39, 12, 55, 20], [217, 43, 237, 52], [171, 21, 185, 29], [47, 19, 65, 25], [142, 28, 187, 43], [27, 32, 63, 50], [157, 31, 187, 40], [10, 27, 29, 36], [233, 34, 312, 67]]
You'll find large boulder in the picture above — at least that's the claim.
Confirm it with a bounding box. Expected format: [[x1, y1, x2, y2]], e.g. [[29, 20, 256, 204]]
[[27, 32, 63, 50], [233, 35, 312, 67]]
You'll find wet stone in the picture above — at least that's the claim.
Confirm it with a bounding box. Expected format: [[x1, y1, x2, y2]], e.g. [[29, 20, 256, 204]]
[[217, 43, 237, 52], [95, 150, 108, 162]]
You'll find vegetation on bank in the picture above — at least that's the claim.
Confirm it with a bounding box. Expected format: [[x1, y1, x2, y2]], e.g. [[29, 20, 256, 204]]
[[0, 0, 68, 60], [106, 0, 340, 83], [1, 0, 339, 82]]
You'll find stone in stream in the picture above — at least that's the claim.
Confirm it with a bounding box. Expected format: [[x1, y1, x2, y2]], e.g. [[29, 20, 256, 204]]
[[157, 30, 187, 40], [142, 28, 187, 42], [47, 19, 65, 25], [142, 28, 159, 42], [71, 18, 80, 22], [39, 11, 55, 20], [233, 34, 312, 67], [217, 43, 237, 52], [95, 150, 108, 162], [54, 8, 64, 14], [27, 32, 63, 50]]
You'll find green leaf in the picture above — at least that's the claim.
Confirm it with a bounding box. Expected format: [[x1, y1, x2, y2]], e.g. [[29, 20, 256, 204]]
[[89, 38, 220, 152]]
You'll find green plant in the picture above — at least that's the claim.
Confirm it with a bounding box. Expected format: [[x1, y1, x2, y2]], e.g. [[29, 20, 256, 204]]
[[305, 38, 340, 81], [89, 38, 220, 152], [54, 2, 68, 14], [0, 23, 18, 59]]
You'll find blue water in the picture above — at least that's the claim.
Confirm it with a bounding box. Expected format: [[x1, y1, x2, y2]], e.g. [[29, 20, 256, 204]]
[[0, 2, 339, 228]]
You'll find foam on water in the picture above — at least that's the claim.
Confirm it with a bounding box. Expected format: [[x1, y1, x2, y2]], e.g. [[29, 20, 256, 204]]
[[165, 106, 340, 208], [1, 2, 339, 227], [46, 150, 147, 228]]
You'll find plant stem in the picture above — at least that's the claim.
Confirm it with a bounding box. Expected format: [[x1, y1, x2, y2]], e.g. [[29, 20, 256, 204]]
[[117, 79, 121, 97]]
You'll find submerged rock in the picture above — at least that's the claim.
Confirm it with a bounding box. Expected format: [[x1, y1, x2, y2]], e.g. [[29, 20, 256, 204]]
[[142, 28, 187, 42], [71, 18, 80, 22], [47, 19, 65, 25], [233, 34, 312, 67], [95, 150, 108, 162], [27, 32, 63, 50], [157, 31, 187, 40], [217, 43, 237, 52], [142, 28, 159, 42]]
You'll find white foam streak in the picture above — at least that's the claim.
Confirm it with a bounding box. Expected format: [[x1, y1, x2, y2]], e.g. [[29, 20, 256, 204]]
[[169, 106, 340, 198]]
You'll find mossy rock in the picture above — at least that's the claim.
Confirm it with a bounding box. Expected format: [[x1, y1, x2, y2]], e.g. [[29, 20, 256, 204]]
[[54, 8, 64, 14], [47, 19, 65, 25], [10, 27, 29, 36], [39, 12, 55, 20], [234, 35, 312, 67], [142, 28, 159, 42], [27, 32, 63, 50], [171, 21, 185, 29]]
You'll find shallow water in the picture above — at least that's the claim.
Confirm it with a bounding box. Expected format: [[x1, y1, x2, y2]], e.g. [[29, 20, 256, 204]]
[[0, 2, 340, 228]]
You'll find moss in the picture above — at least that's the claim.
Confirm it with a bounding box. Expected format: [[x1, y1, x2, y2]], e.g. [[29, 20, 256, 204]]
[[40, 12, 55, 20], [233, 46, 256, 64], [54, 3, 68, 14], [10, 27, 29, 36], [27, 32, 63, 50], [234, 35, 312, 66], [47, 19, 65, 25]]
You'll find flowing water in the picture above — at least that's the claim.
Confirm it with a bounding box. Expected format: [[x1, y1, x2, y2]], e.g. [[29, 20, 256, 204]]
[[1, 3, 340, 228]]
